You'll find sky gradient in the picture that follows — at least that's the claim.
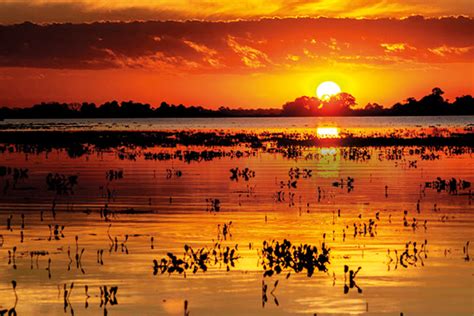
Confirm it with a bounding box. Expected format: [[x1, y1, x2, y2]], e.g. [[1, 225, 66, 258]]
[[0, 1, 473, 108]]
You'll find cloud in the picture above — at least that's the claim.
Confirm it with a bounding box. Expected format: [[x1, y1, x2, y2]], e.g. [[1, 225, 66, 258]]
[[0, 0, 472, 24], [428, 45, 473, 57], [381, 43, 415, 52], [226, 36, 272, 69], [0, 17, 472, 73]]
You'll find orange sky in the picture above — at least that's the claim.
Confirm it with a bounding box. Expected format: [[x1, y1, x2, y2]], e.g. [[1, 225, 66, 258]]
[[0, 1, 472, 109]]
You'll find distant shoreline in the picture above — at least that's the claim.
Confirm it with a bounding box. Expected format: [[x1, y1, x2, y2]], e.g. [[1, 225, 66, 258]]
[[2, 114, 474, 119], [1, 88, 473, 119]]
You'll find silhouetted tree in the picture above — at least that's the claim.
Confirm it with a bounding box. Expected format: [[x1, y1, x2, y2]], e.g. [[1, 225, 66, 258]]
[[321, 93, 356, 115], [0, 87, 472, 119], [453, 95, 474, 115], [80, 102, 97, 117], [282, 96, 321, 116]]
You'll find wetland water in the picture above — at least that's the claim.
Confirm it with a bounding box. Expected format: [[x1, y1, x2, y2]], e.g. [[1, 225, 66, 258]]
[[0, 117, 472, 315]]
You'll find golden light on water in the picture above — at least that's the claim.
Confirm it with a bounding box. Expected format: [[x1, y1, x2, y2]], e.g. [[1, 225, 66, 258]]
[[317, 127, 340, 138], [320, 147, 337, 155]]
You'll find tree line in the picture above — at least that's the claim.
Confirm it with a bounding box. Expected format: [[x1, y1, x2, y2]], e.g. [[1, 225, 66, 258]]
[[0, 88, 472, 118]]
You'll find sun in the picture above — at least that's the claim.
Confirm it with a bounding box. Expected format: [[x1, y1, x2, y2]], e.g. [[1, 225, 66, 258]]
[[316, 81, 341, 100]]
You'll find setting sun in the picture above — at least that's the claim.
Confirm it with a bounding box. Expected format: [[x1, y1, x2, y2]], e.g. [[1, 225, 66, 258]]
[[316, 81, 341, 100]]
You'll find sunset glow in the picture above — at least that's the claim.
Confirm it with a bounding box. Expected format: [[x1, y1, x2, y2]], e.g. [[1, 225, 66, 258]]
[[0, 7, 472, 108]]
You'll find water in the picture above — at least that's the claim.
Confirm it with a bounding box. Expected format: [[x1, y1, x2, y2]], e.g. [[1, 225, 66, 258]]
[[0, 118, 472, 315], [1, 116, 473, 133]]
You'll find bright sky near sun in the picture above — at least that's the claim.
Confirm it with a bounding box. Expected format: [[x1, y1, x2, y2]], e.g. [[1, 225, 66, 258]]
[[0, 0, 472, 108]]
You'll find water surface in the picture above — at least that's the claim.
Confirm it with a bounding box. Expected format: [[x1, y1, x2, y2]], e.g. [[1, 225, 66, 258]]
[[0, 118, 472, 315]]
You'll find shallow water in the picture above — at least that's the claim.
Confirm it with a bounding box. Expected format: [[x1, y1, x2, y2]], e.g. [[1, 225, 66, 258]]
[[0, 140, 472, 315], [1, 116, 473, 135]]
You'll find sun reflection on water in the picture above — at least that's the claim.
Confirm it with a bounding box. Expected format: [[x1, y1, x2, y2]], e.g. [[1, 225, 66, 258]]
[[317, 127, 340, 138]]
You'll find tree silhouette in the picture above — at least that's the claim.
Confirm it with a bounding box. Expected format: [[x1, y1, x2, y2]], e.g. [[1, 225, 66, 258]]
[[0, 87, 472, 118]]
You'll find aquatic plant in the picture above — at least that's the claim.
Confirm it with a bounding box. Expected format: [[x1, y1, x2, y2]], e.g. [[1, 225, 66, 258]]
[[230, 167, 255, 181], [206, 198, 221, 212], [0, 281, 18, 316], [153, 243, 239, 276], [106, 169, 124, 181], [262, 280, 279, 307], [260, 239, 330, 277], [425, 177, 471, 194], [344, 265, 362, 294]]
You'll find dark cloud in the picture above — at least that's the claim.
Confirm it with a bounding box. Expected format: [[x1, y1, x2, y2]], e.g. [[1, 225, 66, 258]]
[[0, 17, 472, 72]]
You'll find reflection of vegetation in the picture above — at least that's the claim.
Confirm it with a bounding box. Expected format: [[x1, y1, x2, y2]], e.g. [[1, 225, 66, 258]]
[[0, 280, 18, 316], [46, 173, 78, 195], [463, 242, 470, 262], [206, 198, 221, 212], [0, 166, 29, 191], [230, 167, 255, 181], [105, 169, 123, 182], [99, 286, 119, 313], [262, 280, 279, 307], [344, 265, 362, 294], [425, 177, 471, 194], [260, 239, 330, 277], [387, 240, 428, 271], [217, 221, 233, 241], [153, 243, 239, 276], [332, 176, 354, 192]]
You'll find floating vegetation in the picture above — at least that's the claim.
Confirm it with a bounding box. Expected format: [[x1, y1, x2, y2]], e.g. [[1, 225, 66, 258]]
[[387, 240, 428, 270], [288, 167, 312, 179], [29, 250, 49, 269], [260, 239, 330, 277], [153, 243, 239, 276], [344, 265, 362, 294], [425, 177, 471, 194], [230, 167, 255, 181], [217, 221, 233, 241], [0, 281, 18, 316], [8, 247, 17, 269], [100, 285, 119, 313], [353, 218, 377, 238], [107, 224, 129, 254], [48, 224, 65, 241], [67, 236, 85, 274], [166, 168, 182, 179], [262, 280, 279, 307], [184, 300, 190, 316], [0, 166, 29, 190], [106, 169, 123, 181], [206, 198, 221, 212], [332, 176, 355, 192], [63, 283, 74, 315], [463, 241, 470, 261]]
